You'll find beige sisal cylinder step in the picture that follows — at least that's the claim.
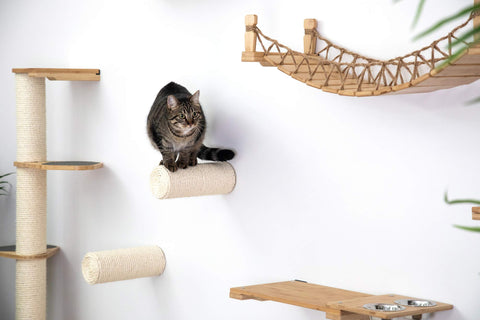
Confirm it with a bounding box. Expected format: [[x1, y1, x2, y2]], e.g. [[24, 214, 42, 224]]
[[150, 162, 236, 199], [82, 246, 166, 285]]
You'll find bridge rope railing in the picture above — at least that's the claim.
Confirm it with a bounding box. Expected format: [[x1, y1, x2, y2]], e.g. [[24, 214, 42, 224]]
[[245, 14, 474, 91]]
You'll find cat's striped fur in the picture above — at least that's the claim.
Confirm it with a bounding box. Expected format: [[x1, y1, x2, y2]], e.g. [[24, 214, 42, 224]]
[[147, 82, 234, 172]]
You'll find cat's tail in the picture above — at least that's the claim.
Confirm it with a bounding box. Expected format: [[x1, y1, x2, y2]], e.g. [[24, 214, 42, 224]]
[[198, 145, 235, 162]]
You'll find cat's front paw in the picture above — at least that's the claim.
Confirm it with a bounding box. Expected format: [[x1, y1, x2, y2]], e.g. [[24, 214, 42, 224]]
[[163, 161, 177, 172], [189, 158, 198, 166], [177, 160, 188, 169]]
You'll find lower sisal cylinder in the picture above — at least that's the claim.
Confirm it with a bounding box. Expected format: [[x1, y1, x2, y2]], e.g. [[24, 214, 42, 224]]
[[16, 168, 47, 254], [150, 162, 236, 199], [16, 260, 46, 320], [82, 246, 166, 284]]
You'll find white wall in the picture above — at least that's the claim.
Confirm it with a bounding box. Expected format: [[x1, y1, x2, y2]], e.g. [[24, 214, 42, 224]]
[[1, 0, 479, 319]]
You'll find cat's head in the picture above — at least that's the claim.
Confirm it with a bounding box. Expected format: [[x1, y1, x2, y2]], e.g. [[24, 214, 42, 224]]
[[167, 91, 204, 136]]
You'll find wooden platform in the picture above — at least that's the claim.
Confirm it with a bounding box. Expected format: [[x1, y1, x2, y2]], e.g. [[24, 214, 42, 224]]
[[0, 245, 60, 260], [12, 68, 100, 81], [14, 161, 103, 171], [230, 281, 453, 320]]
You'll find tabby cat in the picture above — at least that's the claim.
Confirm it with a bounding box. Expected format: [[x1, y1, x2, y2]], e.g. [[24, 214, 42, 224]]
[[147, 82, 235, 172]]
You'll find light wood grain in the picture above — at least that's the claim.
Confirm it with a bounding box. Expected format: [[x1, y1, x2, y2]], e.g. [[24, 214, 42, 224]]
[[326, 294, 453, 319], [0, 245, 59, 261], [12, 68, 100, 81], [472, 207, 480, 220], [304, 19, 318, 54], [415, 75, 480, 87], [388, 85, 455, 94], [241, 51, 265, 62], [230, 281, 371, 312], [14, 161, 103, 171], [245, 14, 258, 53]]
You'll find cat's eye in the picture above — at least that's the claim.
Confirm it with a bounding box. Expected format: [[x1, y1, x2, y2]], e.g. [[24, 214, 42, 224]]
[[179, 114, 185, 119], [193, 112, 198, 117]]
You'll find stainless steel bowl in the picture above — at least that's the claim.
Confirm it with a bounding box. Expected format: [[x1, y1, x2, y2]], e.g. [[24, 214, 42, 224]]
[[394, 299, 436, 307], [363, 303, 406, 312]]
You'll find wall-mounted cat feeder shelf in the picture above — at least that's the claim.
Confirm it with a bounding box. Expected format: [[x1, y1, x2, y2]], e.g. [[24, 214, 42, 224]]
[[472, 207, 480, 220], [2, 67, 102, 320], [242, 9, 480, 97], [150, 162, 236, 199], [230, 280, 453, 320]]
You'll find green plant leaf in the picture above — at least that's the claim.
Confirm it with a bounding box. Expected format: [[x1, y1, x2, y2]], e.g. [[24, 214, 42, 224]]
[[0, 172, 14, 179], [411, 0, 426, 29], [465, 96, 480, 105], [444, 191, 480, 205], [413, 3, 480, 40], [453, 225, 480, 232], [448, 26, 480, 49]]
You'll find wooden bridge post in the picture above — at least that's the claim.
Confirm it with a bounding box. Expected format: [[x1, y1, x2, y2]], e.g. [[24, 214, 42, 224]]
[[304, 19, 317, 54], [242, 14, 264, 62]]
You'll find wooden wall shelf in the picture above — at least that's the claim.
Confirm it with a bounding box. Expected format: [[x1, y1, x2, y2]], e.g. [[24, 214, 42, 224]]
[[12, 68, 100, 81], [230, 280, 453, 320], [0, 245, 60, 260], [14, 161, 103, 171]]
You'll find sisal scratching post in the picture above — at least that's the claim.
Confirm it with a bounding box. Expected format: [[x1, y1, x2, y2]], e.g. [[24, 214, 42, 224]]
[[150, 162, 236, 199], [15, 74, 47, 320], [82, 246, 166, 284]]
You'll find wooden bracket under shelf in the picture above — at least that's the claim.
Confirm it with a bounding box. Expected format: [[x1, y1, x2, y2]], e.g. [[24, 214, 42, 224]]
[[0, 245, 60, 261], [230, 281, 453, 320], [14, 161, 103, 171]]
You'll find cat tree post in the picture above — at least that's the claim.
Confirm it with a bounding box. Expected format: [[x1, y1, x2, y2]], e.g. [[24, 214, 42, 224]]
[[15, 73, 47, 320], [303, 19, 317, 54]]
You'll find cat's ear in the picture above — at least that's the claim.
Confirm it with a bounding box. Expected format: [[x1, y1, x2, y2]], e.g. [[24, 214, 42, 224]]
[[190, 90, 200, 106], [167, 95, 180, 110]]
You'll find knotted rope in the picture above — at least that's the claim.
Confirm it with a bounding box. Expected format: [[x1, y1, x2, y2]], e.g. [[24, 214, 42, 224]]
[[250, 15, 474, 91]]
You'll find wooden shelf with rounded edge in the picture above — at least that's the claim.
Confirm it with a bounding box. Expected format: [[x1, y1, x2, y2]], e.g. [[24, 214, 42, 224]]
[[0, 245, 60, 260], [14, 161, 103, 171], [230, 280, 453, 320], [472, 207, 480, 220], [12, 68, 100, 81]]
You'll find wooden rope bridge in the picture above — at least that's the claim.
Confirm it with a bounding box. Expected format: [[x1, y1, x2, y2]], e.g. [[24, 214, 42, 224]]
[[242, 12, 480, 97]]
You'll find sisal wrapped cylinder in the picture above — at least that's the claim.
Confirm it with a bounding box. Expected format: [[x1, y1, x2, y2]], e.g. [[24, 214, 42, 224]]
[[16, 74, 46, 162], [16, 168, 47, 254], [150, 162, 236, 199], [82, 246, 166, 285], [16, 260, 46, 320], [15, 73, 47, 320]]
